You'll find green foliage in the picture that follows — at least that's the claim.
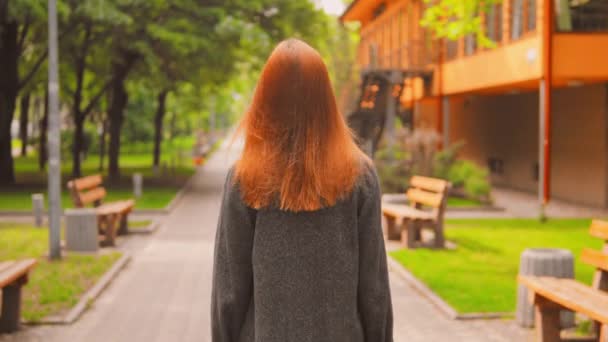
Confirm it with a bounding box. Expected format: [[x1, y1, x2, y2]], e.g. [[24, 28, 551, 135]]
[[420, 0, 502, 48], [375, 146, 412, 193], [447, 160, 491, 200], [375, 129, 491, 200], [434, 141, 491, 200]]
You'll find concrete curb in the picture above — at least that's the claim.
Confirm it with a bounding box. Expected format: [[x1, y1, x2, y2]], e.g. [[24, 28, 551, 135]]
[[24, 252, 132, 325], [128, 219, 161, 235], [387, 256, 512, 320], [447, 205, 505, 212]]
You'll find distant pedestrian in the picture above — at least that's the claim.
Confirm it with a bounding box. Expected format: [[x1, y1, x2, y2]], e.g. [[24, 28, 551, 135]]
[[211, 38, 393, 342]]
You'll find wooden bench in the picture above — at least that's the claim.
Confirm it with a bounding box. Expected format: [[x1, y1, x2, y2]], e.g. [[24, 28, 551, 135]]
[[518, 219, 608, 342], [382, 175, 450, 248], [0, 259, 37, 333], [67, 174, 135, 247]]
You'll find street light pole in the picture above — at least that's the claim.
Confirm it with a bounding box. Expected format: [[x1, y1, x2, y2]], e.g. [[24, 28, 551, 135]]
[[48, 0, 62, 260]]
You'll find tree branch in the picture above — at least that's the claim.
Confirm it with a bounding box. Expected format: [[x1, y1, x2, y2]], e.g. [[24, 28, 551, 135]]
[[18, 24, 77, 90], [82, 80, 112, 117], [17, 14, 31, 55], [17, 49, 48, 91]]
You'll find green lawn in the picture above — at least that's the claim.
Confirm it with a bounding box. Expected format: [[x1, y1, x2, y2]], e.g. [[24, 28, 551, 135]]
[[446, 197, 483, 208], [0, 222, 122, 322], [2, 140, 200, 211], [390, 218, 603, 314], [0, 187, 180, 211]]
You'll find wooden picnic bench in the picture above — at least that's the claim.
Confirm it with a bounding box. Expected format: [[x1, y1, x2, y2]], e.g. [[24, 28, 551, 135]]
[[382, 175, 450, 248], [518, 219, 608, 342], [0, 259, 37, 333], [67, 174, 135, 247]]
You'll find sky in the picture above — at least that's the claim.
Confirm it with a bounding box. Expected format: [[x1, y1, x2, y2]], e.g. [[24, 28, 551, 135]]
[[316, 0, 346, 16]]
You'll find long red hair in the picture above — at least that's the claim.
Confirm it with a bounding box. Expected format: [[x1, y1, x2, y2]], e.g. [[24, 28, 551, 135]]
[[234, 39, 367, 212]]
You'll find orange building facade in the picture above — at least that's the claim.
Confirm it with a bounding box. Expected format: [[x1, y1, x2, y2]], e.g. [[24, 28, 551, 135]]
[[342, 0, 608, 208]]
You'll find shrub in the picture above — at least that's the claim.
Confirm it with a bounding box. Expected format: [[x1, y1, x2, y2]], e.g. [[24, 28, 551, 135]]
[[373, 128, 491, 201]]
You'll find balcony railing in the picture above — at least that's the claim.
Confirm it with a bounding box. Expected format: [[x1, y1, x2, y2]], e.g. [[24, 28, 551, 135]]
[[363, 39, 440, 71]]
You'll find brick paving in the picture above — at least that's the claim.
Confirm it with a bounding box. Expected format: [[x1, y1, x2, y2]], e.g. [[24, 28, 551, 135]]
[[1, 139, 535, 341]]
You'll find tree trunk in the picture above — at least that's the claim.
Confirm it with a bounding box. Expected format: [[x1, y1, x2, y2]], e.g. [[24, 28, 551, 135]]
[[0, 21, 19, 185], [107, 51, 138, 182], [98, 116, 107, 172], [72, 114, 85, 177], [108, 77, 127, 181], [19, 93, 30, 156], [39, 90, 48, 171], [153, 90, 168, 167]]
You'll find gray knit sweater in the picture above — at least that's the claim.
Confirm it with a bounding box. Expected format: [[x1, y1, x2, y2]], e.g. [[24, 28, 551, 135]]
[[211, 163, 393, 342]]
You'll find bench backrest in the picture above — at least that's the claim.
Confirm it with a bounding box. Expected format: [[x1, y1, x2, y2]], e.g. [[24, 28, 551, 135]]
[[407, 175, 450, 208], [67, 174, 106, 207], [581, 219, 608, 292]]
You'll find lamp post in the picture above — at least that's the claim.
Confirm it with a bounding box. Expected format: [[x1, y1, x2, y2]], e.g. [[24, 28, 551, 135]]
[[48, 0, 62, 260]]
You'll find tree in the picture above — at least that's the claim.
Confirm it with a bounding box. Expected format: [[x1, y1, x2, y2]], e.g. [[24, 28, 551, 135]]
[[420, 0, 502, 48], [18, 92, 30, 156], [0, 0, 53, 185]]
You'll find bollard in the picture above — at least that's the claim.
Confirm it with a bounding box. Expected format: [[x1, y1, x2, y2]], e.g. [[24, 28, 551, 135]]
[[31, 193, 45, 227], [133, 173, 143, 198], [65, 208, 98, 252]]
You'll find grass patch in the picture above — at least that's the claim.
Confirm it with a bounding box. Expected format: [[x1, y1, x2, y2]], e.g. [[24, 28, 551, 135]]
[[128, 220, 152, 230], [446, 197, 483, 208], [1, 143, 202, 211], [390, 218, 603, 313], [0, 222, 121, 322], [0, 187, 180, 211]]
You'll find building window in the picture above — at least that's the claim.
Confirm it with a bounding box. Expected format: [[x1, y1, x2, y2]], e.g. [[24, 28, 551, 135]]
[[485, 4, 503, 43], [445, 39, 458, 60], [465, 34, 476, 56], [526, 0, 536, 32], [511, 0, 524, 40], [556, 0, 608, 32], [488, 158, 504, 175]]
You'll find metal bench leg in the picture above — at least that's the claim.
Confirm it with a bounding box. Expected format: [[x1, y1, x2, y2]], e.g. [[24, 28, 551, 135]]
[[0, 278, 25, 333], [384, 215, 400, 240], [401, 221, 417, 249], [118, 214, 129, 236], [534, 296, 562, 342], [434, 221, 445, 249], [101, 214, 120, 247]]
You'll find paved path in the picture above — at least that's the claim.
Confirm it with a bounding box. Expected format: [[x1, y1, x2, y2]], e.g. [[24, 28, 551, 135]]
[[2, 139, 532, 342]]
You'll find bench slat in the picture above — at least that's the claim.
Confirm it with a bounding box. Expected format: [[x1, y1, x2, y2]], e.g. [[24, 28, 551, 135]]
[[67, 174, 103, 191], [407, 188, 444, 208], [0, 261, 17, 276], [518, 275, 608, 323], [590, 220, 608, 240], [0, 259, 37, 288], [382, 203, 435, 221], [410, 176, 449, 193], [581, 248, 608, 272], [96, 200, 135, 216], [79, 187, 107, 205]]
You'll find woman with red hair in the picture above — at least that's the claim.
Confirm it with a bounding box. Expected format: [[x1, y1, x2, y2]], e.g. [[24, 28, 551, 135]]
[[211, 39, 393, 342]]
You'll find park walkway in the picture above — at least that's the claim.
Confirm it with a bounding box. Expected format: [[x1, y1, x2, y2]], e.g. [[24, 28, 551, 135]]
[[4, 138, 530, 342]]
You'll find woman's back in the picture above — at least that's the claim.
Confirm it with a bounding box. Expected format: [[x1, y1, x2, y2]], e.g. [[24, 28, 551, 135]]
[[210, 38, 393, 342], [212, 163, 392, 342]]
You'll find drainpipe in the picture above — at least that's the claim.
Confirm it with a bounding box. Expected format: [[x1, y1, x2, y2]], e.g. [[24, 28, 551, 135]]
[[539, 0, 554, 219], [437, 39, 445, 149]]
